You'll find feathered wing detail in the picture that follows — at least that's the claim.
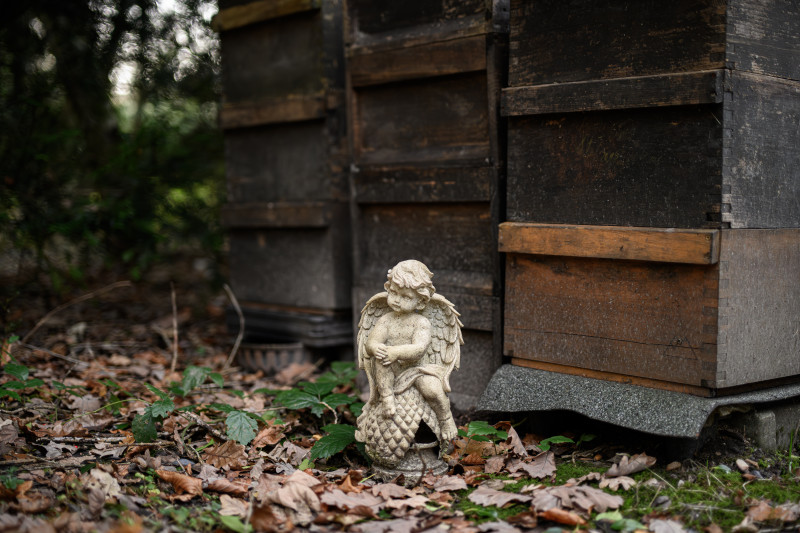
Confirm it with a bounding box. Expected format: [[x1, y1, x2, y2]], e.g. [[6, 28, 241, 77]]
[[354, 292, 389, 442], [420, 294, 464, 393]]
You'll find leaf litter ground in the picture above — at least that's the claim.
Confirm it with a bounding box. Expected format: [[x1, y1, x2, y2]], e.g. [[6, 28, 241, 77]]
[[2, 269, 800, 533]]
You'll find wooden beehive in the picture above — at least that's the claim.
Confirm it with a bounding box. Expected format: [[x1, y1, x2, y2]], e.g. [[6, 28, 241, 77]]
[[344, 0, 509, 405], [214, 0, 352, 349], [502, 0, 800, 396]]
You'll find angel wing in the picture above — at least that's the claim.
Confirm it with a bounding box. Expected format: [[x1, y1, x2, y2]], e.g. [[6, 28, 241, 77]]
[[356, 292, 390, 411], [419, 293, 464, 393]]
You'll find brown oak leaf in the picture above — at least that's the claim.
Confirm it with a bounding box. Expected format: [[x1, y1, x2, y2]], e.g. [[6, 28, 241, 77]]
[[467, 485, 532, 507], [599, 475, 636, 491], [264, 479, 321, 514], [219, 494, 249, 517], [747, 500, 800, 522], [252, 425, 285, 448], [372, 483, 413, 499], [433, 475, 468, 492], [156, 469, 203, 498], [383, 494, 430, 510], [539, 507, 587, 526], [484, 455, 506, 474], [207, 478, 250, 496], [494, 421, 527, 457], [203, 440, 247, 470], [320, 488, 384, 512], [606, 452, 656, 477], [508, 451, 556, 479], [17, 490, 55, 514]]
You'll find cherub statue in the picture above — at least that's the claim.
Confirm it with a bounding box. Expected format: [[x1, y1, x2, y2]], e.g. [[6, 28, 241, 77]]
[[355, 260, 463, 470]]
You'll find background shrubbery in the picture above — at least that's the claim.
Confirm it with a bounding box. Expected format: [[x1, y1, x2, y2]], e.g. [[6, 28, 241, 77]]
[[0, 0, 224, 294]]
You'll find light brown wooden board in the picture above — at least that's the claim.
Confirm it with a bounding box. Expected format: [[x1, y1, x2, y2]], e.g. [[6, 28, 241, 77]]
[[220, 95, 326, 129], [504, 254, 719, 387], [498, 223, 720, 265], [213, 0, 320, 31]]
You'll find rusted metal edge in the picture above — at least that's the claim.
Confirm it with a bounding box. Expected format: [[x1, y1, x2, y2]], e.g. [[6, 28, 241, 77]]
[[212, 0, 321, 32], [502, 69, 725, 116], [221, 201, 331, 228], [499, 222, 720, 265]]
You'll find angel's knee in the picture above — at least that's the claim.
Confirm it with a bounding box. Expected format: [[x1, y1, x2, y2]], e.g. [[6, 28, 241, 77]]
[[417, 376, 443, 400]]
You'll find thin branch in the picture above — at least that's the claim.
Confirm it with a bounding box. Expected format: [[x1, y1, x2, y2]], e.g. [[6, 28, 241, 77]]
[[18, 342, 90, 367], [169, 282, 179, 373], [223, 283, 245, 370], [21, 280, 133, 344]]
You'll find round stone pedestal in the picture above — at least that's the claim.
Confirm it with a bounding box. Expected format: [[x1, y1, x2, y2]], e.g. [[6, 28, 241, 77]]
[[372, 441, 448, 485]]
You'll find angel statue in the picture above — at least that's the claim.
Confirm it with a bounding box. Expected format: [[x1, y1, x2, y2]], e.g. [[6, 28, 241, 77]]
[[354, 260, 463, 480]]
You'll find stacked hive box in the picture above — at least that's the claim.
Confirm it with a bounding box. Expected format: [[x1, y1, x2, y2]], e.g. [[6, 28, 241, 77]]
[[215, 0, 352, 350], [344, 0, 509, 406], [501, 0, 800, 396]]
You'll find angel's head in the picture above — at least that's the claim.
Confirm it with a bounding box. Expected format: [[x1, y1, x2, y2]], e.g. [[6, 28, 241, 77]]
[[384, 260, 435, 311]]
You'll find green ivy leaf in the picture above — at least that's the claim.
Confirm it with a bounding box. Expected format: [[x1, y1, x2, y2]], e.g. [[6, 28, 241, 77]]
[[322, 393, 354, 409], [226, 410, 257, 445], [276, 389, 319, 410], [149, 399, 175, 419], [181, 365, 210, 394], [299, 381, 336, 398], [309, 424, 356, 461], [132, 411, 157, 443], [349, 402, 364, 418], [3, 364, 28, 381], [538, 435, 575, 451]]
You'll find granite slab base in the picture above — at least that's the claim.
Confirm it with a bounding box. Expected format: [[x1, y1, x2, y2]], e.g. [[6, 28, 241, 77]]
[[477, 365, 800, 442]]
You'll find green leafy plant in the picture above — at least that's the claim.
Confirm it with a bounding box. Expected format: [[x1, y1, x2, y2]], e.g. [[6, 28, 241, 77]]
[[0, 363, 45, 402], [538, 435, 575, 451], [458, 421, 509, 443], [310, 424, 358, 461]]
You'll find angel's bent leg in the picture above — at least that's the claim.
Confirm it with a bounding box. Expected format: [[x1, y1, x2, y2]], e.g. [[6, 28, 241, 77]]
[[374, 363, 396, 417], [416, 376, 457, 440]]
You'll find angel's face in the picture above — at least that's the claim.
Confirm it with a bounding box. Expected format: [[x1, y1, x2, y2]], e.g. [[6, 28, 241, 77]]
[[387, 283, 423, 314]]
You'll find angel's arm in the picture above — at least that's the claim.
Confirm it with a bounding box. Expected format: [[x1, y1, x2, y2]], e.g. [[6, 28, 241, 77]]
[[382, 318, 432, 365], [364, 316, 390, 358]]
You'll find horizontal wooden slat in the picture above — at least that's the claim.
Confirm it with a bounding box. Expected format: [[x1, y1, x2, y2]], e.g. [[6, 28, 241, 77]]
[[347, 15, 490, 55], [499, 223, 720, 264], [220, 95, 326, 129], [502, 70, 724, 116], [353, 165, 493, 203], [349, 35, 486, 87], [212, 0, 320, 31], [221, 202, 331, 228]]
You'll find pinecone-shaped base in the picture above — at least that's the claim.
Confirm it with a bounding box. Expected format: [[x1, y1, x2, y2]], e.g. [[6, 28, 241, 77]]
[[372, 441, 448, 486]]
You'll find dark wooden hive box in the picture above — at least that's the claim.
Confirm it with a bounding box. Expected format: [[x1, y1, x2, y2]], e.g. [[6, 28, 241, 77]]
[[345, 0, 509, 406], [214, 0, 352, 348], [502, 0, 800, 395]]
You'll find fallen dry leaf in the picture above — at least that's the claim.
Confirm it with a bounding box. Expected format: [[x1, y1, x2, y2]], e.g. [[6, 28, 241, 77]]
[[468, 485, 532, 507], [484, 455, 506, 474], [539, 507, 587, 526], [264, 479, 320, 514], [606, 452, 656, 477], [372, 483, 413, 499], [433, 475, 468, 492], [252, 424, 285, 448], [320, 488, 384, 512], [203, 440, 247, 470], [285, 469, 320, 488], [747, 500, 800, 522], [351, 517, 420, 533], [249, 502, 286, 533], [478, 521, 522, 533], [87, 486, 105, 517], [599, 475, 637, 491], [650, 519, 687, 533], [156, 469, 203, 498], [506, 510, 538, 528], [219, 494, 249, 517], [384, 494, 430, 510], [206, 478, 250, 496], [494, 421, 527, 457], [16, 490, 55, 514], [508, 451, 556, 479]]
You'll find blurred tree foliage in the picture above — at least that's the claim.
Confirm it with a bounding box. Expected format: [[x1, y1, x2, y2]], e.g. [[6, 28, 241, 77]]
[[0, 0, 224, 291]]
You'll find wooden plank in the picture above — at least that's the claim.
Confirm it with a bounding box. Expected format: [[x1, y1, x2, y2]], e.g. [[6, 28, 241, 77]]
[[502, 70, 724, 116], [717, 229, 800, 388], [220, 95, 326, 129], [346, 0, 485, 41], [498, 223, 720, 265], [353, 165, 492, 203], [349, 35, 486, 87], [212, 0, 320, 31], [220, 16, 323, 103], [353, 73, 490, 165], [727, 0, 800, 81], [221, 202, 332, 228], [507, 106, 723, 228], [511, 358, 714, 397], [508, 0, 726, 86], [504, 254, 718, 387], [722, 72, 800, 228]]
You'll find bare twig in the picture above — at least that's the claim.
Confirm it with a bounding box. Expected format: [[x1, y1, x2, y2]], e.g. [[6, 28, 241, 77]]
[[170, 282, 179, 373], [223, 283, 245, 370], [179, 410, 228, 442], [21, 280, 132, 344], [18, 342, 89, 367]]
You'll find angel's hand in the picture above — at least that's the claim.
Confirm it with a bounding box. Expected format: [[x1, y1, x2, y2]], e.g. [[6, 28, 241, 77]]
[[380, 347, 398, 366], [373, 344, 389, 360]]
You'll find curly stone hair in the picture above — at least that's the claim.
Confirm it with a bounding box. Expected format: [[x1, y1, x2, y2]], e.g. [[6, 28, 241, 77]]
[[384, 260, 435, 301]]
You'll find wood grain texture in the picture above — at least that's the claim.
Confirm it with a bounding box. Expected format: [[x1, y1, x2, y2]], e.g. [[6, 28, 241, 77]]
[[353, 73, 490, 165], [213, 0, 320, 31], [511, 358, 713, 397], [727, 0, 800, 81], [499, 223, 720, 265], [348, 34, 486, 87], [508, 0, 726, 86], [346, 0, 484, 37], [221, 202, 332, 228], [717, 230, 800, 387], [507, 106, 723, 228], [504, 253, 719, 387], [220, 15, 323, 103], [722, 72, 800, 228], [354, 165, 492, 203], [220, 95, 326, 129], [502, 70, 724, 116]]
